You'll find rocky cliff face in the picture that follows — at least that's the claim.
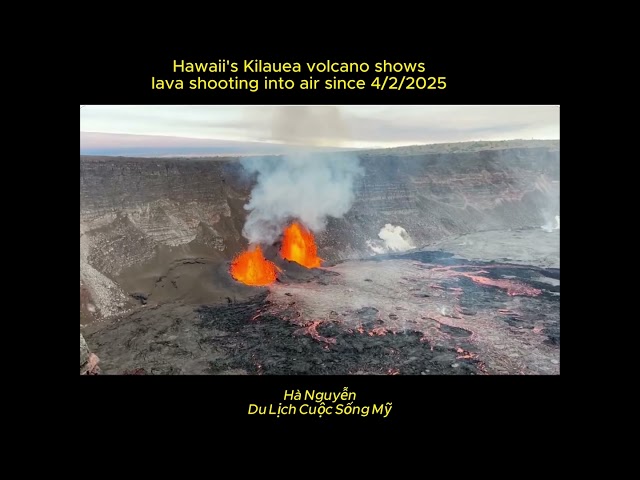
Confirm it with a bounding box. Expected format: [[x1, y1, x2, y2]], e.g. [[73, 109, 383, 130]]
[[80, 333, 100, 374], [79, 143, 559, 323], [317, 147, 559, 257]]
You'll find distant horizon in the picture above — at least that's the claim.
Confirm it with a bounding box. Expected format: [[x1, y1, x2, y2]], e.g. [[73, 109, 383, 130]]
[[80, 133, 559, 157], [80, 105, 560, 156]]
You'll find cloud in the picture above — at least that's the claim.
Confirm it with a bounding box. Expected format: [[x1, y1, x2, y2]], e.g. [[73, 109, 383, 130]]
[[80, 132, 291, 156], [80, 105, 559, 151], [342, 105, 558, 144]]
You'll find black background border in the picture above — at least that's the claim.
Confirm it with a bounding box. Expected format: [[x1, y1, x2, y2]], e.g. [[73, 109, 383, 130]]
[[78, 35, 563, 432]]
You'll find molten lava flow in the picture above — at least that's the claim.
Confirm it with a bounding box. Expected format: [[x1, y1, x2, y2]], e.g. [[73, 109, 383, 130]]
[[280, 222, 323, 268], [230, 246, 280, 286], [293, 320, 337, 345]]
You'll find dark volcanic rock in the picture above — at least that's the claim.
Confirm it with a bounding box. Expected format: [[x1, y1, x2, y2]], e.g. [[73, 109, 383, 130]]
[[82, 293, 486, 375], [130, 292, 148, 305]]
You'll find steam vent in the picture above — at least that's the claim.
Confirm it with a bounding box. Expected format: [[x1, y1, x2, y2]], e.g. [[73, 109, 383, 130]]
[[80, 139, 560, 375]]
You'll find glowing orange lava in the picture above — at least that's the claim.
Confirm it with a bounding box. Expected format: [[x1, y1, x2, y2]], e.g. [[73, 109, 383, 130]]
[[280, 222, 323, 268], [230, 246, 280, 286]]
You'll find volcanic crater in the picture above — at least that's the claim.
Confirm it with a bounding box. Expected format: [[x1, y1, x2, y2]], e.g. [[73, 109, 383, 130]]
[[80, 140, 560, 375]]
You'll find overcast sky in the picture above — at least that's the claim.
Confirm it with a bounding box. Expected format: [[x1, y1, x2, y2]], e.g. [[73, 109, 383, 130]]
[[80, 105, 559, 153]]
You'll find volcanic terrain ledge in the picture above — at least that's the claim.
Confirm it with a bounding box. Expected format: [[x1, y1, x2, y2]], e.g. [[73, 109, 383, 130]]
[[80, 333, 100, 375], [82, 250, 559, 375]]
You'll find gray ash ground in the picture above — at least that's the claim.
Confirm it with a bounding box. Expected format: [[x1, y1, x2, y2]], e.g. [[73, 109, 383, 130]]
[[196, 294, 480, 375], [84, 286, 481, 376], [83, 242, 559, 375]]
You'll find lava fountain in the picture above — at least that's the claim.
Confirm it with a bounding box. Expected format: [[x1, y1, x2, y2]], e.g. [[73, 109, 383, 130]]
[[280, 222, 323, 268], [230, 246, 280, 286]]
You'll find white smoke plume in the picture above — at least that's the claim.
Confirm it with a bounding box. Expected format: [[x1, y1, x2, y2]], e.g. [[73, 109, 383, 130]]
[[271, 106, 349, 146], [541, 215, 560, 233], [367, 224, 415, 254], [240, 107, 364, 245]]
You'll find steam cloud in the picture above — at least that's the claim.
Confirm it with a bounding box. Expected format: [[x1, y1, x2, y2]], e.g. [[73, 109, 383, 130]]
[[241, 107, 364, 245], [367, 224, 415, 254], [271, 106, 349, 146], [541, 215, 560, 233]]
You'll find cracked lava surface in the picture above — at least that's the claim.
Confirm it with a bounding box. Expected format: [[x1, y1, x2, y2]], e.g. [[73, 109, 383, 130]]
[[84, 248, 559, 375]]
